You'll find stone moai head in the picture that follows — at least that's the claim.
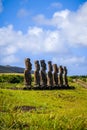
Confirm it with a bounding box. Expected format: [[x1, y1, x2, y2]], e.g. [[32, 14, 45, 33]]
[[59, 65, 63, 73], [64, 66, 66, 70], [34, 60, 40, 71], [64, 66, 67, 73], [48, 61, 53, 72], [40, 60, 47, 71], [53, 64, 58, 73], [25, 58, 32, 70]]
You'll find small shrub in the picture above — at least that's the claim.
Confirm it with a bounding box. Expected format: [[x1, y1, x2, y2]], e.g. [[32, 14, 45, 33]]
[[0, 74, 24, 83]]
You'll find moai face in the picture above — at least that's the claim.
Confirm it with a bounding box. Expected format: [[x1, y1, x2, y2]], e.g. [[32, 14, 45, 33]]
[[34, 60, 40, 71], [48, 61, 53, 72], [40, 60, 47, 71], [53, 64, 58, 73], [25, 58, 32, 70]]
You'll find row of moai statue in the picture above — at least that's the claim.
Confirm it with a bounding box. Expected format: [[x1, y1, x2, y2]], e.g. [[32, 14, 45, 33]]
[[24, 58, 68, 89]]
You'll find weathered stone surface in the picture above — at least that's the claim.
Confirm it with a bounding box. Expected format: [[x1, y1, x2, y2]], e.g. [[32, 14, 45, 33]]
[[53, 64, 58, 86], [47, 61, 53, 87], [58, 65, 63, 86], [25, 58, 32, 70], [40, 60, 47, 87], [24, 58, 69, 89], [24, 58, 32, 87], [63, 66, 68, 86], [34, 60, 40, 86]]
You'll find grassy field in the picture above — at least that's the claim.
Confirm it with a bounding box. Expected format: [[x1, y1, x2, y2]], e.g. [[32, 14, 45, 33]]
[[0, 74, 87, 130]]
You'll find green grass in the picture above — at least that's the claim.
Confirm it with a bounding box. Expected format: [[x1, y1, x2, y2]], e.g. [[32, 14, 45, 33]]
[[0, 81, 87, 130]]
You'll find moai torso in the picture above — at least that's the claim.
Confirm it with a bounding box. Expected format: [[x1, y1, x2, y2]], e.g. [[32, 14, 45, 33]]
[[24, 58, 32, 87], [47, 61, 53, 87], [59, 66, 63, 86], [63, 66, 68, 86], [40, 60, 47, 87], [34, 60, 40, 86], [53, 64, 58, 86]]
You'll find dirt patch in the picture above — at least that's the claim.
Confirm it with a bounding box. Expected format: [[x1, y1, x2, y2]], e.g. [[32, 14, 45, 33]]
[[14, 106, 36, 112], [74, 79, 87, 89]]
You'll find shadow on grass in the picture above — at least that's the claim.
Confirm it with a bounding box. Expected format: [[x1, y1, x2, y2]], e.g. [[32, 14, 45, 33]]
[[23, 85, 75, 91]]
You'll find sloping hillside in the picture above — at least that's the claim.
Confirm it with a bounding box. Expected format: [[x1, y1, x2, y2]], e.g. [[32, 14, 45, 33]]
[[0, 65, 24, 73]]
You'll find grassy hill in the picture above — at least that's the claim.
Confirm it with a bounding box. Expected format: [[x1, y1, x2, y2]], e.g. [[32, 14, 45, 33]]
[[0, 75, 87, 130], [0, 65, 24, 73]]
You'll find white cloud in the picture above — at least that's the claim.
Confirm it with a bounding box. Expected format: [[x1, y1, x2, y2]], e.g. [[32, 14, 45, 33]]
[[34, 2, 87, 47], [0, 0, 3, 13], [0, 2, 87, 69], [0, 25, 69, 64], [33, 14, 51, 25], [17, 8, 29, 18]]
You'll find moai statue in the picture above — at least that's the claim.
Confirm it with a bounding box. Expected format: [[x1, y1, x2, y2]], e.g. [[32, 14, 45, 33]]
[[40, 60, 47, 88], [47, 61, 53, 88], [58, 65, 63, 87], [34, 60, 40, 87], [53, 64, 58, 87], [24, 58, 32, 88], [63, 66, 68, 86]]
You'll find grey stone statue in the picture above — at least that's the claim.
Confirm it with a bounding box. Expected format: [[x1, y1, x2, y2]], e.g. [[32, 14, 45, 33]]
[[34, 60, 40, 87], [63, 66, 68, 86], [59, 65, 63, 86], [24, 58, 32, 87], [47, 61, 53, 88], [40, 60, 47, 88], [53, 64, 58, 86]]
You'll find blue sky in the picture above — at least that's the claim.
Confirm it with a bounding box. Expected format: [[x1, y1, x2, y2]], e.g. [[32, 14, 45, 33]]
[[0, 0, 87, 75]]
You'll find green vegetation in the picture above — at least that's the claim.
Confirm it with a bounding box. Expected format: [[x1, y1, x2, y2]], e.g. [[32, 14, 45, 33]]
[[0, 74, 34, 89], [0, 74, 87, 130], [0, 74, 24, 83], [69, 75, 87, 83], [78, 76, 87, 83]]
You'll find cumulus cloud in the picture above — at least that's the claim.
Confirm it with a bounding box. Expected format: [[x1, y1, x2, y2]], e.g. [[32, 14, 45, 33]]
[[0, 0, 3, 13], [0, 24, 86, 67], [0, 23, 70, 65], [34, 2, 87, 47], [0, 25, 67, 55], [0, 2, 87, 71], [33, 14, 51, 25]]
